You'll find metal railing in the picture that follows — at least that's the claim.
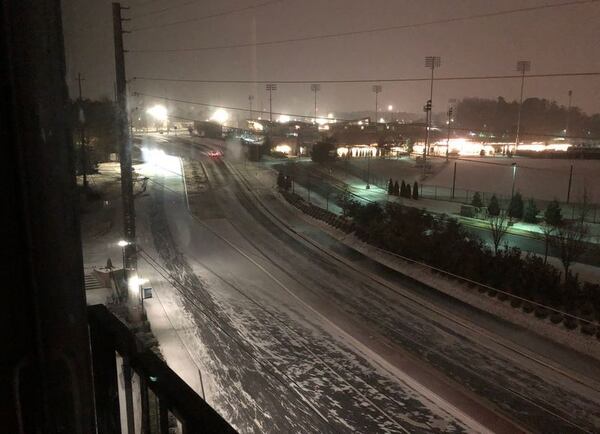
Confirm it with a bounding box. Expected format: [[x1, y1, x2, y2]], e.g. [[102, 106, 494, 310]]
[[88, 304, 236, 434]]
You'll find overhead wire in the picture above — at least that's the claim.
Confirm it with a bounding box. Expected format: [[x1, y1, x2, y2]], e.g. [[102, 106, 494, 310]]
[[130, 0, 281, 31], [127, 0, 600, 52], [132, 70, 600, 84]]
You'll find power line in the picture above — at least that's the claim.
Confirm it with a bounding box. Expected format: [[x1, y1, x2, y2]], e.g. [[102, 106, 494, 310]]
[[128, 0, 599, 52], [132, 70, 600, 85], [134, 91, 600, 140], [131, 0, 281, 32]]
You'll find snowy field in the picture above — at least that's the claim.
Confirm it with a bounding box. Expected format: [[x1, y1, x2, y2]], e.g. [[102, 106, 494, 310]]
[[347, 156, 600, 205]]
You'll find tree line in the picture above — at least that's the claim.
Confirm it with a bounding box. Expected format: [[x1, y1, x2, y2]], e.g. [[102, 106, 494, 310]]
[[445, 97, 600, 140]]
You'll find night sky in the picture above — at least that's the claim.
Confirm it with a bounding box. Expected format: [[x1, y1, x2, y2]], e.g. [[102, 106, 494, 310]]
[[62, 0, 600, 118]]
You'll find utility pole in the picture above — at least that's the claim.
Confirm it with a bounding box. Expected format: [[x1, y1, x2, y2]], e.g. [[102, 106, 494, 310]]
[[514, 60, 531, 154], [565, 90, 573, 137], [372, 85, 382, 123], [248, 94, 254, 119], [566, 164, 573, 204], [113, 2, 140, 322], [445, 105, 453, 161], [424, 56, 441, 159], [76, 73, 88, 188], [266, 83, 277, 121], [311, 83, 320, 121]]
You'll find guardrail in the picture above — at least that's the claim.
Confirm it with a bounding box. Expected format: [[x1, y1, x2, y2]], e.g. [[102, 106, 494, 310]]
[[88, 304, 236, 434]]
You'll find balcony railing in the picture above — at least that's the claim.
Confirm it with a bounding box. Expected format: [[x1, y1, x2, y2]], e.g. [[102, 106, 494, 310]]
[[88, 304, 236, 433]]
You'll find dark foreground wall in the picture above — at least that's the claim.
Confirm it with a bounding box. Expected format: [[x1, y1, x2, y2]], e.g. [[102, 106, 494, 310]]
[[1, 0, 95, 432]]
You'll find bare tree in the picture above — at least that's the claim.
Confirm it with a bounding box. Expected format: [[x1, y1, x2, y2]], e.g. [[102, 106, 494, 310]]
[[541, 223, 555, 265], [553, 188, 591, 276], [488, 211, 509, 254], [553, 221, 588, 277]]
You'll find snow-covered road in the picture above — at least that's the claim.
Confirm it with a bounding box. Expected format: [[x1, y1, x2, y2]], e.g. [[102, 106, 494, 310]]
[[132, 134, 600, 433]]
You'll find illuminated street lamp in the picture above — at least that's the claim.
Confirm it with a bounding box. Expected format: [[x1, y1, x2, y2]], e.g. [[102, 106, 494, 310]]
[[387, 104, 393, 123], [210, 108, 230, 124], [117, 239, 129, 269], [146, 104, 168, 132]]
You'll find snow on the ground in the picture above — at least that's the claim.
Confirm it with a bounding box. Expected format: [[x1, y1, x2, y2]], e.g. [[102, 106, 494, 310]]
[[348, 155, 600, 205], [233, 158, 600, 432]]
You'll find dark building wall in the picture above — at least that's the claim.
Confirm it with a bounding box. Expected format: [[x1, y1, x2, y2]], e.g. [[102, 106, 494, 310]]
[[1, 0, 95, 432]]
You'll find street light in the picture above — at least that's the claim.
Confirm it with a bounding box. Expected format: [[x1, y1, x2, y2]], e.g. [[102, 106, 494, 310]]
[[372, 85, 382, 123], [210, 108, 229, 124], [117, 239, 129, 270], [147, 104, 168, 132], [514, 60, 531, 154], [387, 104, 393, 123], [266, 83, 277, 122], [310, 83, 321, 121]]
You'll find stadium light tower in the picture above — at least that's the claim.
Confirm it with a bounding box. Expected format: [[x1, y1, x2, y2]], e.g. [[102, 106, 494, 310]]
[[372, 85, 382, 123], [514, 60, 531, 153], [565, 89, 573, 137], [424, 56, 441, 158], [310, 83, 321, 121], [266, 83, 277, 121]]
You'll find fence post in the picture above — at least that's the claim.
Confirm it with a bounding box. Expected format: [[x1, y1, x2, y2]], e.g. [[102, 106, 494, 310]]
[[451, 161, 457, 199]]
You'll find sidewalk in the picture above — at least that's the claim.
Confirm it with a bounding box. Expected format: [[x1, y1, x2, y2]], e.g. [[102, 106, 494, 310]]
[[80, 161, 205, 401]]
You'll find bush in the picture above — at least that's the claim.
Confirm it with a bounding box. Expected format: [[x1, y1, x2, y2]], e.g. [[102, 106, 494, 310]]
[[488, 195, 500, 216], [412, 181, 419, 200], [510, 298, 522, 308], [564, 317, 578, 330], [534, 307, 549, 319], [550, 313, 563, 324], [508, 192, 524, 219], [523, 199, 539, 223], [471, 192, 483, 208], [581, 323, 596, 336], [522, 302, 534, 313]]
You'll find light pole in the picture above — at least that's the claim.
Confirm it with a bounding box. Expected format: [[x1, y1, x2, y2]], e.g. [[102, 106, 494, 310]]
[[311, 83, 320, 121], [514, 60, 531, 154], [266, 83, 277, 122], [445, 106, 454, 161], [372, 85, 382, 123], [387, 104, 393, 123], [424, 56, 441, 158], [248, 94, 254, 119], [511, 162, 517, 198], [565, 89, 573, 137]]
